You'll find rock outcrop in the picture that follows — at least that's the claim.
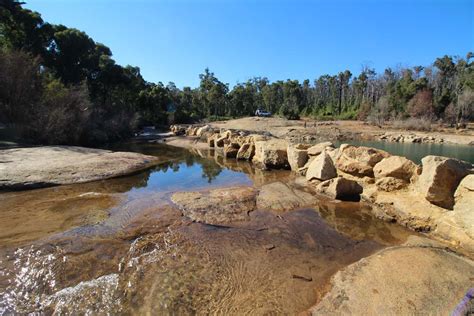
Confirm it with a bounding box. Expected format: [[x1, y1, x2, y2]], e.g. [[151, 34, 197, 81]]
[[0, 146, 160, 190], [311, 245, 474, 315], [256, 181, 318, 212], [417, 155, 473, 209], [305, 151, 337, 181]]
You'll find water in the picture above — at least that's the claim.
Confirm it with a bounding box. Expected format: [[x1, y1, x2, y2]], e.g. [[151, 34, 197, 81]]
[[0, 142, 416, 315], [335, 140, 474, 164]]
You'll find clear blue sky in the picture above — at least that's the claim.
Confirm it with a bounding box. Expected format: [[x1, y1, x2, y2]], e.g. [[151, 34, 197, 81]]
[[25, 0, 473, 88]]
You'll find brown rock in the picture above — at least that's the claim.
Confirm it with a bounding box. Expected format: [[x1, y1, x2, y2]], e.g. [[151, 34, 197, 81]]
[[375, 177, 407, 192], [287, 144, 310, 171], [316, 177, 363, 201], [215, 135, 227, 147], [256, 181, 318, 212], [252, 139, 289, 169], [311, 247, 474, 315], [171, 186, 257, 224], [236, 143, 255, 160], [335, 144, 390, 177], [373, 155, 418, 182], [307, 141, 334, 156], [306, 151, 337, 181], [417, 155, 473, 209], [224, 142, 240, 158]]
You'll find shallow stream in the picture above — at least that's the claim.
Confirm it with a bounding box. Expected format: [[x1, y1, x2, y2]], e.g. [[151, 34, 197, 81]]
[[0, 142, 416, 314]]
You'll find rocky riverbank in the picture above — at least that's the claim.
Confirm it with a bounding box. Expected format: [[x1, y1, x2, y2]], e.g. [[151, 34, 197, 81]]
[[169, 123, 474, 256], [0, 146, 161, 190]]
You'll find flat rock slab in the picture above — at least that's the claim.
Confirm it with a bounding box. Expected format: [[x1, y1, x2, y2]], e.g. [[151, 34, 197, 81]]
[[0, 146, 160, 189], [170, 186, 257, 225], [311, 246, 474, 315]]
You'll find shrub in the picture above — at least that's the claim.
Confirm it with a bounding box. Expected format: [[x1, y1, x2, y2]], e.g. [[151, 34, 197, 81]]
[[391, 117, 432, 131]]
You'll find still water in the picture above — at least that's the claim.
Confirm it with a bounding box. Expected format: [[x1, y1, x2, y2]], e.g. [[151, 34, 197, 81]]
[[336, 140, 474, 164], [0, 142, 414, 315]]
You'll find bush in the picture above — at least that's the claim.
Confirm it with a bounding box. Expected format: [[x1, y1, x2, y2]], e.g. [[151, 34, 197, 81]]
[[279, 104, 300, 120], [391, 117, 432, 131]]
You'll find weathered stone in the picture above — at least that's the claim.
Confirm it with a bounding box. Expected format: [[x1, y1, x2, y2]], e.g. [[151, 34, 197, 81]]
[[170, 186, 257, 224], [236, 143, 255, 160], [375, 176, 407, 192], [454, 174, 474, 212], [0, 146, 159, 189], [335, 144, 390, 177], [305, 151, 337, 181], [417, 155, 473, 209], [316, 177, 363, 201], [373, 155, 418, 182], [252, 139, 289, 169], [287, 144, 310, 171], [256, 181, 317, 212], [311, 246, 474, 315], [215, 135, 227, 147], [196, 125, 211, 137], [224, 142, 240, 158], [307, 141, 334, 156], [207, 134, 217, 148]]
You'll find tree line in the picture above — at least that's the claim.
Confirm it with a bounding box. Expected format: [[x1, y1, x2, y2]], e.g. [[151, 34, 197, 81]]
[[1, 0, 473, 146]]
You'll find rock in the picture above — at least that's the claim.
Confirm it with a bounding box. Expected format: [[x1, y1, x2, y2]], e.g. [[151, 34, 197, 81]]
[[417, 155, 473, 209], [196, 125, 211, 137], [316, 177, 363, 201], [252, 139, 289, 169], [307, 141, 334, 156], [236, 143, 255, 160], [215, 135, 228, 147], [224, 142, 240, 158], [335, 144, 390, 177], [0, 146, 160, 190], [170, 186, 257, 224], [311, 246, 474, 315], [207, 135, 216, 148], [454, 174, 474, 212], [375, 177, 407, 192], [287, 144, 310, 171], [373, 155, 418, 182], [305, 151, 337, 181], [256, 181, 317, 212]]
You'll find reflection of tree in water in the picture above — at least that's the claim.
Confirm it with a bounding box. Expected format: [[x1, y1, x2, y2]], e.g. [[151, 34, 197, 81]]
[[199, 158, 223, 183]]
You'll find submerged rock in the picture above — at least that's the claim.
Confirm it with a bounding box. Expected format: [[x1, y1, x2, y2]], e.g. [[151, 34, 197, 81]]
[[311, 246, 474, 315], [417, 155, 473, 209], [170, 187, 257, 224]]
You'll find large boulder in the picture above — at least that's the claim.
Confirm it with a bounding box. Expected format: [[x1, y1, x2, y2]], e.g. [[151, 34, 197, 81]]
[[316, 177, 363, 201], [311, 246, 474, 315], [224, 143, 240, 158], [307, 141, 334, 156], [306, 151, 337, 181], [417, 156, 473, 209], [287, 144, 310, 171], [171, 187, 257, 224], [454, 174, 474, 213], [236, 143, 255, 160], [207, 134, 216, 148], [373, 156, 418, 182], [252, 139, 289, 169], [335, 144, 390, 177], [215, 135, 228, 148]]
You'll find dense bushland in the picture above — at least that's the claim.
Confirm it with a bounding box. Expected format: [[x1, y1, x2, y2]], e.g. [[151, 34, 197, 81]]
[[0, 0, 473, 145]]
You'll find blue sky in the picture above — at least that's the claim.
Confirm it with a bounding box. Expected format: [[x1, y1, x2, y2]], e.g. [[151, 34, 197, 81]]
[[25, 0, 473, 88]]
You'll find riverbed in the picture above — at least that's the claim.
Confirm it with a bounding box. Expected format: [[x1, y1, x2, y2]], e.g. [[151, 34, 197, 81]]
[[0, 142, 417, 314]]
